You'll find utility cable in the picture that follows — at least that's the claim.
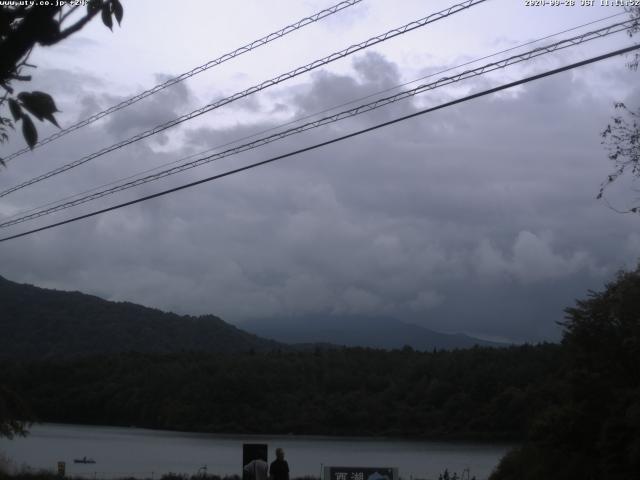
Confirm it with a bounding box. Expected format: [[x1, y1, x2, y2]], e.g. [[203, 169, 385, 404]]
[[0, 18, 633, 229], [0, 8, 627, 223], [5, 11, 624, 225], [1, 0, 363, 162], [0, 0, 488, 198], [1, 43, 638, 244], [3, 8, 625, 217]]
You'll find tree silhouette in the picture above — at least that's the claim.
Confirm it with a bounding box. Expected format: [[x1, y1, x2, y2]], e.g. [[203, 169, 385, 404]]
[[0, 385, 32, 439], [490, 264, 640, 480], [599, 7, 640, 213], [0, 0, 123, 163]]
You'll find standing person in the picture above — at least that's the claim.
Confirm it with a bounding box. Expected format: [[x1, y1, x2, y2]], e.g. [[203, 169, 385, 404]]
[[269, 448, 289, 480], [243, 456, 268, 480]]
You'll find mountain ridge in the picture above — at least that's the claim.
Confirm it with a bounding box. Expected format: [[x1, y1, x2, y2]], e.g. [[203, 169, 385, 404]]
[[0, 274, 282, 359], [241, 314, 506, 350], [1, 275, 504, 358]]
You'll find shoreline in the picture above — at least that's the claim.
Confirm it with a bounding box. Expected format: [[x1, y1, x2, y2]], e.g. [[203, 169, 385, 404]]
[[1, 423, 510, 480], [19, 422, 519, 446]]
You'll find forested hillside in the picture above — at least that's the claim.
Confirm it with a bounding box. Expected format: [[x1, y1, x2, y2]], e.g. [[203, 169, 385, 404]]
[[0, 276, 281, 358], [0, 344, 562, 440]]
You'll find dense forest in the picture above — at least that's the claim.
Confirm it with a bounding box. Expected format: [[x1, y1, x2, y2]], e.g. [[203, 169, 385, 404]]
[[0, 344, 561, 440]]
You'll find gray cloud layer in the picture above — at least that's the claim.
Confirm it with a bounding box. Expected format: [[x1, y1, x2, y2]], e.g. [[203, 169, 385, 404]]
[[1, 51, 638, 343]]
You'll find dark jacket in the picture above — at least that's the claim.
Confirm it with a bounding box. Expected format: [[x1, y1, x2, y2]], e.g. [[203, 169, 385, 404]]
[[269, 459, 289, 480]]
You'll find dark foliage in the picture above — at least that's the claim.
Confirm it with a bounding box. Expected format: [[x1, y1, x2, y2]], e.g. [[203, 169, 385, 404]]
[[437, 470, 476, 480], [0, 384, 32, 439], [491, 265, 640, 480], [0, 474, 242, 480], [0, 343, 563, 440], [0, 0, 123, 156], [0, 473, 61, 480], [600, 102, 640, 213], [599, 7, 640, 212]]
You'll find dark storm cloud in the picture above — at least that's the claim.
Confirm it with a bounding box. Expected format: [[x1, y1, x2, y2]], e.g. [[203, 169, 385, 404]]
[[102, 74, 193, 139], [291, 52, 402, 117], [1, 53, 638, 342]]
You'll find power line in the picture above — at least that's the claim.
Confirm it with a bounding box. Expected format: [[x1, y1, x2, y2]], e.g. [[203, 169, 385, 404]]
[[2, 0, 364, 163], [0, 0, 488, 199], [1, 43, 637, 244], [213, 10, 629, 146], [0, 14, 630, 227], [3, 12, 625, 226], [0, 18, 632, 229]]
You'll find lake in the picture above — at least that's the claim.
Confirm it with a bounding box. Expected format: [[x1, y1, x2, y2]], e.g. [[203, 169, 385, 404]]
[[0, 424, 512, 480]]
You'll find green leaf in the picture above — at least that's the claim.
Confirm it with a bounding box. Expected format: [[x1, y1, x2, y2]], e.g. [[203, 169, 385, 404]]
[[101, 4, 113, 30], [8, 98, 22, 121], [17, 91, 60, 127], [21, 114, 37, 149], [112, 0, 123, 25]]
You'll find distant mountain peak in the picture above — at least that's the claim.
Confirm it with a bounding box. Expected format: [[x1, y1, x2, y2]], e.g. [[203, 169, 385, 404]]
[[240, 314, 506, 351]]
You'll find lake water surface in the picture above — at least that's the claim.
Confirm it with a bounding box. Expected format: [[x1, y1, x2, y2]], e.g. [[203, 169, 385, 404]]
[[0, 424, 512, 480]]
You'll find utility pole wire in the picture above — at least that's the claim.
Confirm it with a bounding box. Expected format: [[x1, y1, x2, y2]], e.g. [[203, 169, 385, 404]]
[[0, 18, 633, 229], [1, 43, 638, 244], [3, 10, 625, 225], [2, 0, 364, 163], [0, 0, 488, 198]]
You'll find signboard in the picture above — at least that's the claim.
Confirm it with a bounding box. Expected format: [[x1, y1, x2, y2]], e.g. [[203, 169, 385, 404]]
[[323, 467, 398, 480], [242, 443, 268, 480]]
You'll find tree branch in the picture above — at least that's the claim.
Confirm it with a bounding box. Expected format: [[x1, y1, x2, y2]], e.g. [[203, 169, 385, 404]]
[[59, 5, 80, 25], [54, 6, 102, 43], [0, 7, 60, 84]]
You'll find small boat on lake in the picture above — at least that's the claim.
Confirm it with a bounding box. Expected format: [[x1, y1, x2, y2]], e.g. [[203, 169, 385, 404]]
[[73, 457, 96, 464]]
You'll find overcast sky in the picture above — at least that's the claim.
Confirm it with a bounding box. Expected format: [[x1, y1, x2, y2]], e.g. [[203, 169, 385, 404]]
[[1, 0, 639, 343]]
